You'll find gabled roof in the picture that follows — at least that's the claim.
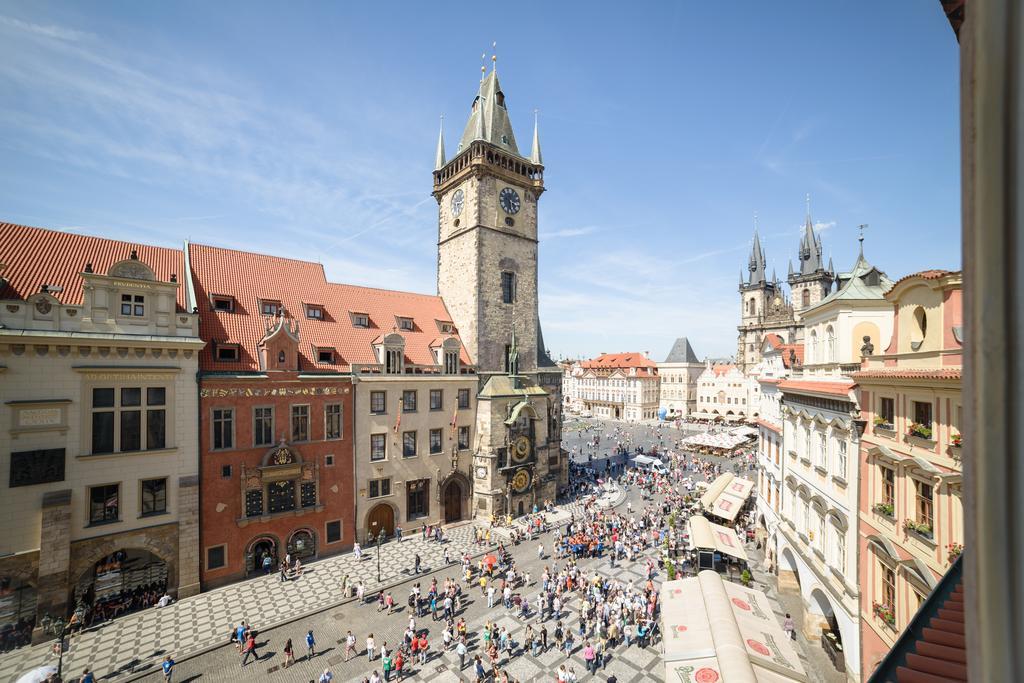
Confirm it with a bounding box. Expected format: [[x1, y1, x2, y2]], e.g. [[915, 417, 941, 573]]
[[457, 69, 522, 158], [780, 344, 804, 368], [664, 337, 700, 363], [0, 222, 187, 311], [188, 243, 471, 373]]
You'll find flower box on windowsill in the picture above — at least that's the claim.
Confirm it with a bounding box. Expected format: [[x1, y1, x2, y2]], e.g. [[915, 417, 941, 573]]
[[904, 519, 934, 541], [948, 444, 962, 461], [872, 601, 896, 629], [874, 425, 896, 439], [905, 433, 938, 450], [873, 502, 895, 518]]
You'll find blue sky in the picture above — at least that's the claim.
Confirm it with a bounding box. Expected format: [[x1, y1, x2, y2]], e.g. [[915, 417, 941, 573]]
[[0, 1, 961, 360]]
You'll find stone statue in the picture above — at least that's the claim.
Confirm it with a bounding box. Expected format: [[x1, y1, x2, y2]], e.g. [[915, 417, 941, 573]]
[[860, 335, 875, 357]]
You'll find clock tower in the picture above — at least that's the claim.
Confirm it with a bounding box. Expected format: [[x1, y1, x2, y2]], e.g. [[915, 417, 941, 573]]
[[433, 62, 566, 519]]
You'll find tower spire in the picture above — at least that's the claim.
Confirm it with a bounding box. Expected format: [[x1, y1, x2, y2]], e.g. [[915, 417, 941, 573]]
[[531, 109, 543, 165], [858, 224, 868, 259], [434, 114, 446, 170]]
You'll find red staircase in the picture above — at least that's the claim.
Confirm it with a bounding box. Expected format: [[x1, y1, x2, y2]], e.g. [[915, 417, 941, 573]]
[[894, 582, 967, 682]]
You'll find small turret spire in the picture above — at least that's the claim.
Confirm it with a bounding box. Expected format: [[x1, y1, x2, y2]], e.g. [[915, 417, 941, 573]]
[[858, 223, 868, 258], [531, 109, 543, 165], [434, 114, 446, 170]]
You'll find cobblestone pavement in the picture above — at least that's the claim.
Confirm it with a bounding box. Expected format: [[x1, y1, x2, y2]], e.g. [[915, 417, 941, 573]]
[[2, 417, 840, 682], [0, 523, 494, 683]]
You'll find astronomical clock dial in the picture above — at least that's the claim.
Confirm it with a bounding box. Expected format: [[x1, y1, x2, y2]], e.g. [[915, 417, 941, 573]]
[[512, 435, 531, 463], [511, 468, 531, 493], [499, 187, 520, 215], [450, 188, 465, 217]]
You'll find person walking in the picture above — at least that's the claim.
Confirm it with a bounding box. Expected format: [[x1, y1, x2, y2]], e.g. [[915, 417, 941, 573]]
[[382, 651, 393, 682], [161, 656, 175, 682], [366, 633, 376, 661], [241, 632, 260, 666], [261, 553, 272, 574], [79, 669, 96, 683], [235, 622, 247, 652], [783, 613, 795, 640], [456, 637, 468, 670], [583, 641, 596, 674], [344, 630, 356, 661], [414, 553, 421, 574], [305, 629, 317, 659], [417, 632, 429, 665], [318, 669, 333, 683], [283, 638, 295, 668]]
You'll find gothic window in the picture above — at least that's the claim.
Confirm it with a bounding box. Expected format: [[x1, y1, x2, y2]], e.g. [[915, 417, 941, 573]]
[[267, 480, 296, 514], [141, 478, 167, 516], [444, 350, 459, 374], [291, 405, 310, 442], [89, 484, 120, 524], [254, 407, 274, 446], [325, 404, 342, 440], [245, 489, 264, 517], [501, 272, 516, 304], [212, 408, 233, 450], [801, 289, 810, 308], [300, 482, 317, 508], [385, 348, 403, 374], [407, 479, 429, 520], [9, 448, 65, 487], [370, 433, 386, 461]]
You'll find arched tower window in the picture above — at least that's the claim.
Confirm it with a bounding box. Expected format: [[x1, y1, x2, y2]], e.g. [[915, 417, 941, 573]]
[[826, 326, 836, 362], [748, 299, 756, 316], [801, 289, 811, 308]]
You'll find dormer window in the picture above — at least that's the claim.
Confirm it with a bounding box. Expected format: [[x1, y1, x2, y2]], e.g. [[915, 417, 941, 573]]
[[121, 294, 145, 317], [385, 348, 403, 374], [438, 321, 456, 334], [397, 317, 414, 332], [444, 350, 459, 375], [306, 305, 324, 320], [211, 295, 235, 312], [216, 344, 240, 362], [261, 300, 282, 316], [317, 348, 335, 363], [351, 312, 370, 328]]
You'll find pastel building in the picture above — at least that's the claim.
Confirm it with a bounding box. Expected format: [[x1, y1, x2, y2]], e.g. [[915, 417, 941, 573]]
[[0, 223, 203, 641], [853, 270, 964, 675], [694, 360, 759, 421], [657, 337, 702, 418], [567, 353, 660, 421]]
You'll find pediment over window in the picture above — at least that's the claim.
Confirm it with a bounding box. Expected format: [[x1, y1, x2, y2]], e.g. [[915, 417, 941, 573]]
[[108, 256, 156, 281]]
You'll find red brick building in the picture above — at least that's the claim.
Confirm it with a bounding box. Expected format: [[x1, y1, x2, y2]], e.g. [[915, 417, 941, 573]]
[[188, 244, 356, 589]]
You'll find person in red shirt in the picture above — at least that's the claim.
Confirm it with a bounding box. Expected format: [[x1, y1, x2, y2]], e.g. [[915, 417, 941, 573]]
[[393, 650, 404, 680], [417, 634, 428, 665]]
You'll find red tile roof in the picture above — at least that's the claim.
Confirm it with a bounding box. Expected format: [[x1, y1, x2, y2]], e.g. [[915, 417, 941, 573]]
[[580, 352, 657, 370], [777, 379, 855, 398], [779, 344, 805, 368], [709, 363, 736, 377], [762, 333, 784, 349], [754, 418, 781, 434], [889, 269, 960, 291], [853, 368, 962, 381], [188, 243, 470, 373], [0, 222, 187, 311]]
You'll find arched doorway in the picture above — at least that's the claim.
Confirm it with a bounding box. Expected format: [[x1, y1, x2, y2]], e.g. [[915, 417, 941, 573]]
[[246, 536, 278, 576], [809, 587, 842, 648], [443, 481, 463, 524], [287, 529, 316, 561], [517, 500, 525, 516], [366, 503, 395, 541], [73, 549, 168, 625]]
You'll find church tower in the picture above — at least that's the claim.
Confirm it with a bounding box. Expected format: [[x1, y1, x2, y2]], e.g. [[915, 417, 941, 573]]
[[433, 63, 546, 380], [433, 60, 564, 521], [737, 226, 780, 371], [788, 198, 835, 321]]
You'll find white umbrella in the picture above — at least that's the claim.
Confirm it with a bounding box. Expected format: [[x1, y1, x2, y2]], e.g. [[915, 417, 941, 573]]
[[15, 665, 58, 683]]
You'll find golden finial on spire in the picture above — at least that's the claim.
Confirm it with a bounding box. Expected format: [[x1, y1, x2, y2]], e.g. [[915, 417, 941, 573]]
[[492, 41, 497, 70]]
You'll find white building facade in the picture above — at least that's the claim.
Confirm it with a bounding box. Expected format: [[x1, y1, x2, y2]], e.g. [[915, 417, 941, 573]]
[[774, 245, 895, 683], [694, 361, 760, 421], [567, 353, 660, 421], [657, 337, 703, 418]]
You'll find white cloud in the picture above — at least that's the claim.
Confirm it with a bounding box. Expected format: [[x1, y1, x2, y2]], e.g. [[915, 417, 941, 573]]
[[539, 226, 598, 240]]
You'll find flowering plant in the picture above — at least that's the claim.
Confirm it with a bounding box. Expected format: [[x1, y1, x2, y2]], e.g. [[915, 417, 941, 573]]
[[904, 519, 933, 536], [873, 502, 895, 517], [874, 415, 893, 429], [951, 432, 962, 448], [872, 601, 896, 627], [947, 542, 963, 564], [908, 422, 933, 440]]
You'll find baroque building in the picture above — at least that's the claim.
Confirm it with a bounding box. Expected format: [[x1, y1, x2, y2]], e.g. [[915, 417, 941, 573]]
[[565, 352, 660, 421], [853, 270, 963, 674], [737, 207, 835, 374], [0, 223, 203, 642], [432, 63, 566, 518]]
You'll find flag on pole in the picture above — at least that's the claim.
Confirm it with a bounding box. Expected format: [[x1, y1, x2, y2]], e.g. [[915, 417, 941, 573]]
[[450, 404, 459, 439], [394, 398, 402, 433]]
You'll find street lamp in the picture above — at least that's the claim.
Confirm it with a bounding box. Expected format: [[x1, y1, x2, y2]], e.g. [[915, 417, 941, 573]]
[[376, 532, 383, 583]]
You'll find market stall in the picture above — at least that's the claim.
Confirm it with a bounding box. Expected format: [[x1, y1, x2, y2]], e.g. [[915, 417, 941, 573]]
[[661, 571, 808, 682]]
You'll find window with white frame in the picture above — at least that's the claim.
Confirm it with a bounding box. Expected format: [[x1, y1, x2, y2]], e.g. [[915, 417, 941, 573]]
[[817, 431, 827, 469], [836, 438, 847, 479]]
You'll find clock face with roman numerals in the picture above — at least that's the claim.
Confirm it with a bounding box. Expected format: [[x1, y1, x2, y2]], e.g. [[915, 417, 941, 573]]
[[499, 187, 520, 215], [450, 189, 464, 217]]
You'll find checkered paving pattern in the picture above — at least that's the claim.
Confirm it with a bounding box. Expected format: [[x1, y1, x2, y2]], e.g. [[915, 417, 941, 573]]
[[0, 523, 489, 682]]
